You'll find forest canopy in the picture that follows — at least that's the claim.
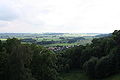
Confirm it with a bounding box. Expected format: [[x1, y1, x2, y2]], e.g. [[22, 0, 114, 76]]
[[0, 30, 120, 80]]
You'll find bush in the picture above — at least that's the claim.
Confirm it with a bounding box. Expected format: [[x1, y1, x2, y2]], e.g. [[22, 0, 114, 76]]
[[95, 54, 115, 78], [83, 57, 98, 78]]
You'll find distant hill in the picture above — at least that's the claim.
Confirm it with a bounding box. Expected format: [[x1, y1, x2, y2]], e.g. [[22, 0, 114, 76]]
[[95, 33, 112, 38]]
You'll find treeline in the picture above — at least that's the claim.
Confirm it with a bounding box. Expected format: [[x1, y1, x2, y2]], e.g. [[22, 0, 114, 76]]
[[58, 30, 120, 79], [0, 38, 58, 80], [0, 30, 120, 80], [67, 37, 85, 43]]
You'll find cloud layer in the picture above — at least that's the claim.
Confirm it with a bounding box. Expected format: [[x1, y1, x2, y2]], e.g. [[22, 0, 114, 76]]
[[0, 0, 120, 33]]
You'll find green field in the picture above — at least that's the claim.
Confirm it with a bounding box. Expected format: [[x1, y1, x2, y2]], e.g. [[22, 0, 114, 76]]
[[0, 38, 7, 41], [0, 33, 98, 47], [60, 70, 120, 80]]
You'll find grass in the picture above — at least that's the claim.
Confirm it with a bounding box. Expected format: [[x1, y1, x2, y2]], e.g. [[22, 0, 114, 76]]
[[0, 39, 7, 41], [60, 70, 92, 80], [103, 74, 120, 80], [60, 70, 120, 80], [35, 38, 62, 41]]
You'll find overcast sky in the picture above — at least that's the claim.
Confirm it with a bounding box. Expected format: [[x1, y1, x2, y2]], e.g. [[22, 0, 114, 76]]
[[0, 0, 120, 33]]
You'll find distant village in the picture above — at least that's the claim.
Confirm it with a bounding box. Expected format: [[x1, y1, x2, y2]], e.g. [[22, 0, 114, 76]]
[[47, 45, 79, 52]]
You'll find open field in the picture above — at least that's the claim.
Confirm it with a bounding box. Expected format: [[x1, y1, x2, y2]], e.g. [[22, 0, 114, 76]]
[[0, 33, 110, 51], [0, 33, 111, 52], [0, 33, 98, 47], [0, 38, 7, 41]]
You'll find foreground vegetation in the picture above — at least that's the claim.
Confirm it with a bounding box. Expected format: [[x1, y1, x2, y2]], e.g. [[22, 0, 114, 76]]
[[60, 70, 91, 80], [0, 30, 120, 80], [61, 70, 120, 80]]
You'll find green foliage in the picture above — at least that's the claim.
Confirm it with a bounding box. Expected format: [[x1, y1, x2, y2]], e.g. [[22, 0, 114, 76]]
[[1, 30, 120, 80], [0, 38, 59, 80], [103, 74, 120, 80], [57, 45, 85, 72], [58, 30, 120, 79], [0, 51, 8, 80], [83, 57, 98, 78], [112, 30, 120, 45], [5, 38, 21, 53], [95, 54, 115, 78], [31, 46, 58, 80], [7, 45, 33, 80], [0, 40, 2, 52], [60, 70, 91, 80]]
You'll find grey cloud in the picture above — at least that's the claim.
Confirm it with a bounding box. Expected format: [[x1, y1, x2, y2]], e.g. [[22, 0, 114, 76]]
[[0, 5, 18, 21], [40, 10, 50, 14], [0, 23, 7, 27]]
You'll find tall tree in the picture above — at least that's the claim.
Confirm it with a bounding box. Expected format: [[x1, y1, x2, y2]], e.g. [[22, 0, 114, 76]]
[[8, 45, 34, 80], [31, 45, 58, 80]]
